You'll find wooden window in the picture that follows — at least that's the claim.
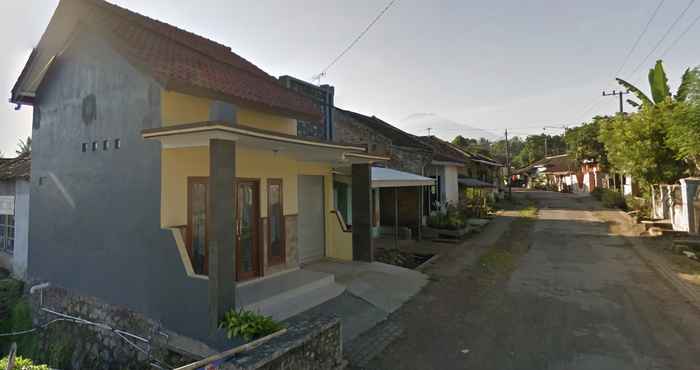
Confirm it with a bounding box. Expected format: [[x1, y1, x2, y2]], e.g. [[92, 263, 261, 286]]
[[267, 179, 285, 266], [0, 215, 15, 254], [187, 177, 208, 274]]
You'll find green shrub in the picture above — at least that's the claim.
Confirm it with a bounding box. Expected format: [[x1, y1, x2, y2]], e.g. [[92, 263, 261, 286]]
[[601, 189, 626, 209], [591, 188, 605, 200], [0, 356, 50, 370], [219, 309, 284, 341]]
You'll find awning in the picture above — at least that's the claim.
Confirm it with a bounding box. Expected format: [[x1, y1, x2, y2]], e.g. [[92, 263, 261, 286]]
[[371, 167, 435, 188], [142, 121, 390, 165], [458, 178, 496, 188]]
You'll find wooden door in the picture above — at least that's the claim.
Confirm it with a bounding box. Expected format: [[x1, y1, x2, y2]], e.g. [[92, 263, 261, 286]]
[[236, 180, 260, 281]]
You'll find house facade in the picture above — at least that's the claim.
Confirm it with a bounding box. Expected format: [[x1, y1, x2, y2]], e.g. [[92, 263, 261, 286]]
[[11, 0, 386, 345], [0, 154, 30, 279]]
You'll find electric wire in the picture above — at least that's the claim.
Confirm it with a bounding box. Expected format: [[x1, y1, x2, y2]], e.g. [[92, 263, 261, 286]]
[[659, 10, 700, 58], [628, 0, 697, 78], [615, 0, 667, 76], [314, 0, 398, 81]]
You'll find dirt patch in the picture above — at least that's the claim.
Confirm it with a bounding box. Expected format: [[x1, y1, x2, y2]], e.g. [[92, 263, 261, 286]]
[[374, 249, 435, 270]]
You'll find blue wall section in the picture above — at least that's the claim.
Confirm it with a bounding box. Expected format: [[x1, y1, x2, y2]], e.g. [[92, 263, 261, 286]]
[[29, 31, 211, 341]]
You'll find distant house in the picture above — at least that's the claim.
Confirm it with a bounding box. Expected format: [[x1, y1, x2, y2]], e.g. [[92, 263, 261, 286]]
[[11, 0, 391, 345], [0, 154, 30, 278], [418, 136, 503, 211]]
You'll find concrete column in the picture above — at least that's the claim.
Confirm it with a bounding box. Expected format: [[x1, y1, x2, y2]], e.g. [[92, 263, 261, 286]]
[[680, 178, 700, 234], [352, 163, 373, 262], [416, 186, 423, 240], [208, 139, 236, 331]]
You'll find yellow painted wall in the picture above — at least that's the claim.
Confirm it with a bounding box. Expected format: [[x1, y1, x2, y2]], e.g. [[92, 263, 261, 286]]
[[238, 107, 297, 135], [161, 148, 353, 261], [161, 91, 210, 127], [161, 146, 301, 227], [160, 90, 297, 136]]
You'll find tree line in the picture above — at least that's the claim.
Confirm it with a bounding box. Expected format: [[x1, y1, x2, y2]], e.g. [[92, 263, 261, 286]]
[[451, 60, 700, 196]]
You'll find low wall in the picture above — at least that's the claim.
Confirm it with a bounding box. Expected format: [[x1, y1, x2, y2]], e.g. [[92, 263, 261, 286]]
[[207, 317, 343, 370], [25, 285, 343, 370], [28, 285, 197, 369]]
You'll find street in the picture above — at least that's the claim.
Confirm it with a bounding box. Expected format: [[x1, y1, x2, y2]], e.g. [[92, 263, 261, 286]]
[[366, 190, 700, 370]]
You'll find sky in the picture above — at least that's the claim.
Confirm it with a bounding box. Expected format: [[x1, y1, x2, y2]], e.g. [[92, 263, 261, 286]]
[[1, 0, 699, 155]]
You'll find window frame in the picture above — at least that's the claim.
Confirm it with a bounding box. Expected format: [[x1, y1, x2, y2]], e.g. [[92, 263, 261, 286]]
[[0, 214, 15, 255], [187, 177, 209, 275], [266, 178, 286, 266]]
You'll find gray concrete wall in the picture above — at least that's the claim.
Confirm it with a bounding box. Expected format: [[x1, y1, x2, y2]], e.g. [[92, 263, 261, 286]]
[[30, 31, 210, 341]]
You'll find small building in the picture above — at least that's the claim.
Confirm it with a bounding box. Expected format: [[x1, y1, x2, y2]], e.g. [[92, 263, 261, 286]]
[[10, 0, 391, 345], [0, 154, 30, 278], [418, 136, 503, 211]]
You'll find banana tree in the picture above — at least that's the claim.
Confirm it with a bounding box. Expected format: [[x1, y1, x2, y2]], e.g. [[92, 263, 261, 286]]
[[616, 60, 698, 108]]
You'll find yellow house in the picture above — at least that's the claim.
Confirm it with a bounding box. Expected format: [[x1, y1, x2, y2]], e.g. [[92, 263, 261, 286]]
[[10, 0, 387, 339]]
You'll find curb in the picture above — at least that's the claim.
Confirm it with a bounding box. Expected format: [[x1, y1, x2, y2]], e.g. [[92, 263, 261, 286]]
[[614, 210, 700, 312]]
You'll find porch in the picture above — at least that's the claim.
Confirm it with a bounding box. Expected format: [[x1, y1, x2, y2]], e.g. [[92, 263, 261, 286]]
[[142, 120, 388, 329]]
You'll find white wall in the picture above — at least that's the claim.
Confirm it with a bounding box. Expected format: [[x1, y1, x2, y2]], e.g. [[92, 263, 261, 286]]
[[12, 179, 30, 279], [444, 165, 459, 205]]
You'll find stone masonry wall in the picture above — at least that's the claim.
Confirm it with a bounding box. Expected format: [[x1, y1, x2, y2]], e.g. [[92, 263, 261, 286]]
[[333, 110, 431, 175], [221, 317, 342, 370], [28, 285, 195, 369]]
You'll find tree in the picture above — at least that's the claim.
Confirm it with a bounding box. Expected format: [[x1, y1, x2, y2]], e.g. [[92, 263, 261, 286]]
[[512, 134, 566, 168], [16, 137, 31, 156], [564, 116, 609, 168], [598, 105, 685, 190], [617, 60, 698, 108], [451, 135, 491, 156]]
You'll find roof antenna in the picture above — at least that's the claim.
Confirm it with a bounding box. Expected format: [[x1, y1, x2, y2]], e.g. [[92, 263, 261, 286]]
[[311, 72, 326, 85]]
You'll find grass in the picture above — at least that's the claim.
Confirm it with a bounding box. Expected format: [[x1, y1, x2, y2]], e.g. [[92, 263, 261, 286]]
[[519, 205, 538, 218], [478, 249, 515, 275]]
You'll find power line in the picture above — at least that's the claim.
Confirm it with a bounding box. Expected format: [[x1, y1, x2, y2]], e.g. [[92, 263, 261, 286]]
[[660, 10, 700, 58], [573, 0, 667, 122], [615, 0, 667, 76], [313, 0, 398, 83], [628, 0, 697, 78]]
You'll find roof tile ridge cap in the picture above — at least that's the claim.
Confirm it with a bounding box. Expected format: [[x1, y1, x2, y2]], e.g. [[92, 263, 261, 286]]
[[84, 0, 280, 82]]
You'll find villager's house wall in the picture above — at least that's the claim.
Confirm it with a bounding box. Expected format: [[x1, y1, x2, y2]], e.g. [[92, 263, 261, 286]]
[[29, 31, 212, 341], [332, 109, 431, 174], [0, 177, 30, 278]]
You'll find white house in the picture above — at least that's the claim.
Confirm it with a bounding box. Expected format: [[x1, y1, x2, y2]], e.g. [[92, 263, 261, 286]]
[[0, 154, 30, 279]]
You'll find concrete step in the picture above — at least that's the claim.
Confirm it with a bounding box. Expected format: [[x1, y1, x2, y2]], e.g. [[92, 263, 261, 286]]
[[239, 269, 345, 321]]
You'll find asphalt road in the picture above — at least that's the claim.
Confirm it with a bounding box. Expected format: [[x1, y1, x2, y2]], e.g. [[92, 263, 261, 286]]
[[366, 190, 700, 370]]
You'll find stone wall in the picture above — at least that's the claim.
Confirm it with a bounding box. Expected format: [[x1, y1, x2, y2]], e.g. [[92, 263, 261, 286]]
[[28, 285, 197, 369], [333, 110, 431, 175], [217, 317, 342, 370]]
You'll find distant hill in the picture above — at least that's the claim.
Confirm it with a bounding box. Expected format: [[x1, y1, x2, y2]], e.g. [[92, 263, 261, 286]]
[[399, 113, 500, 141]]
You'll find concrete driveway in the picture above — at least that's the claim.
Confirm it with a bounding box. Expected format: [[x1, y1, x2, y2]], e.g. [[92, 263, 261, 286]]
[[365, 190, 700, 370]]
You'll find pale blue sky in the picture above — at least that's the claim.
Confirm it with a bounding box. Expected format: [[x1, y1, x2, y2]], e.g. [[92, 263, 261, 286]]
[[1, 0, 698, 155]]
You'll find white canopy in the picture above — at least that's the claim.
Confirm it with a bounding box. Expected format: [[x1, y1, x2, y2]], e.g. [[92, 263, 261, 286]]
[[371, 167, 435, 188]]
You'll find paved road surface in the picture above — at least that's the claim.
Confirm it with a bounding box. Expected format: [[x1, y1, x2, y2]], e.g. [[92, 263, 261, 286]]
[[366, 190, 700, 370]]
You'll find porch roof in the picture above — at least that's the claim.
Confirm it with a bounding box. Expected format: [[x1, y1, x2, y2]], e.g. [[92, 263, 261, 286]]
[[458, 178, 496, 188], [142, 121, 389, 164], [371, 167, 435, 188]]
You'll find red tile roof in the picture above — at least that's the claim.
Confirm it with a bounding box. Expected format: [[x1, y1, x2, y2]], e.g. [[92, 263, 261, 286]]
[[77, 0, 320, 120]]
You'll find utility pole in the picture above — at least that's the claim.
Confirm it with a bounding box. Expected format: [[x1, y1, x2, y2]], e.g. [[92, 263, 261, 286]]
[[426, 128, 433, 136], [505, 129, 512, 199], [602, 90, 630, 114]]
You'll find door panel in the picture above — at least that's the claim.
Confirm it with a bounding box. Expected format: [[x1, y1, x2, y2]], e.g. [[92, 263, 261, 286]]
[[236, 180, 260, 281], [298, 175, 325, 264]]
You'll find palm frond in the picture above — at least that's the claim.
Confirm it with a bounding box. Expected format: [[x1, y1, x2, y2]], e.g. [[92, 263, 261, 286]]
[[616, 78, 653, 106], [675, 67, 699, 102], [648, 60, 670, 104]]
